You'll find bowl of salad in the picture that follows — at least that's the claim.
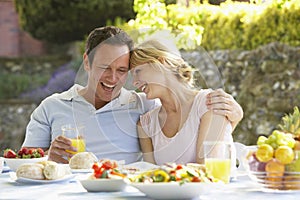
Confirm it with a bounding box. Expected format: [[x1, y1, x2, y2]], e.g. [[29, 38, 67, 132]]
[[78, 159, 129, 192], [129, 163, 220, 199]]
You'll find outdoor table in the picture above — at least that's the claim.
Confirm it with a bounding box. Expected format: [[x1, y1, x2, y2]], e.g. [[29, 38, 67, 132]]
[[1, 170, 299, 200]]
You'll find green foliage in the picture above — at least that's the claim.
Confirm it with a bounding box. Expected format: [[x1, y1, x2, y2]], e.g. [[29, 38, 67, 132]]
[[122, 0, 300, 50], [14, 0, 135, 44], [122, 0, 204, 50], [0, 55, 70, 99], [0, 73, 49, 99]]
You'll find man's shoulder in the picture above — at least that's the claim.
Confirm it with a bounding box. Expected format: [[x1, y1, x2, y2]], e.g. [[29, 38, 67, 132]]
[[123, 89, 161, 111], [40, 85, 78, 105], [124, 89, 149, 103]]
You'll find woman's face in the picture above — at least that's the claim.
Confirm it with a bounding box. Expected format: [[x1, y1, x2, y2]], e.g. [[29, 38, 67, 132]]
[[131, 63, 169, 99], [84, 44, 130, 103]]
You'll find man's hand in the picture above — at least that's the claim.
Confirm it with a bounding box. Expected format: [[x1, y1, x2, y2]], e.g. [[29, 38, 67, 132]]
[[206, 88, 243, 129], [47, 136, 76, 164]]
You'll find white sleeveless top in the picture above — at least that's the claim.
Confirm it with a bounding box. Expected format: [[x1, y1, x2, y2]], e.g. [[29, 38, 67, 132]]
[[140, 89, 233, 165]]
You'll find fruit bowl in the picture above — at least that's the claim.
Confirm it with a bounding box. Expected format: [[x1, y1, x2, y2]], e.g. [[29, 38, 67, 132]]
[[244, 146, 300, 191], [4, 156, 48, 172], [2, 147, 47, 172], [248, 170, 300, 190]]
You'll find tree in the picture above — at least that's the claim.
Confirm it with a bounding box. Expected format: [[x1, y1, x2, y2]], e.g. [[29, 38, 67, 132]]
[[14, 0, 135, 44]]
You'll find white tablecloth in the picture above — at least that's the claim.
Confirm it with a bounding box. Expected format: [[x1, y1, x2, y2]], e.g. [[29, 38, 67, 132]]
[[1, 171, 300, 200]]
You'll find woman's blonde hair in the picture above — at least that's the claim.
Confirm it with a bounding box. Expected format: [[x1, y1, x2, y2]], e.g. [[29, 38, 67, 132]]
[[130, 39, 194, 87]]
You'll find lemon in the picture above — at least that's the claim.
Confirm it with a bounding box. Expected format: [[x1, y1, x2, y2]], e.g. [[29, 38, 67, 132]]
[[275, 145, 294, 165], [256, 144, 274, 162]]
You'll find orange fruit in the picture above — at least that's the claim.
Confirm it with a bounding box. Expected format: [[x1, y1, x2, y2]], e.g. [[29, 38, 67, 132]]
[[265, 159, 285, 189], [256, 144, 274, 162], [265, 159, 285, 174], [275, 146, 294, 165]]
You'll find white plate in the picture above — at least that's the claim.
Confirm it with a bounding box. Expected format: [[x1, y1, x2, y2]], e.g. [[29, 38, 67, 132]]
[[4, 156, 48, 171], [79, 178, 128, 192], [10, 172, 75, 184], [122, 161, 159, 175], [130, 182, 217, 199]]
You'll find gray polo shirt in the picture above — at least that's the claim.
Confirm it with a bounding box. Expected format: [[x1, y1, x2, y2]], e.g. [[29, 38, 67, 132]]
[[22, 84, 159, 164]]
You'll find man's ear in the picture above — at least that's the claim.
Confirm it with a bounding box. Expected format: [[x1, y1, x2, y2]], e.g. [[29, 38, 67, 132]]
[[83, 53, 90, 71]]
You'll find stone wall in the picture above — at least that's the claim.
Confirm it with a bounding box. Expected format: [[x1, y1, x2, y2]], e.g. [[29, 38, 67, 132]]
[[184, 42, 300, 145], [0, 100, 36, 150], [0, 42, 299, 150]]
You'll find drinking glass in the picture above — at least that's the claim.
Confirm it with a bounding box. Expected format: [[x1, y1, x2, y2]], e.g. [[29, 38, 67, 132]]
[[61, 124, 86, 155], [204, 141, 231, 183]]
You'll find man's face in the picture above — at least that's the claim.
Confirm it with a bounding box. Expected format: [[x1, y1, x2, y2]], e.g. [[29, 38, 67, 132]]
[[85, 44, 130, 103]]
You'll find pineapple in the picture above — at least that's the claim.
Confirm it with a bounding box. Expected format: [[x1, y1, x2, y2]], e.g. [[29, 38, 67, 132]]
[[278, 106, 300, 139]]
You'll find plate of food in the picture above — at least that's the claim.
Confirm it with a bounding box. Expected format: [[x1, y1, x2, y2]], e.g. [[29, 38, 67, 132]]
[[78, 159, 129, 192], [2, 147, 48, 172], [122, 161, 159, 175], [11, 160, 74, 184], [129, 163, 220, 199], [11, 172, 75, 184], [79, 176, 128, 192], [69, 152, 98, 173], [131, 181, 212, 199]]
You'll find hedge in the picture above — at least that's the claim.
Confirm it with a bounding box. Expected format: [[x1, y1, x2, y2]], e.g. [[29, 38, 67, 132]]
[[123, 0, 300, 50]]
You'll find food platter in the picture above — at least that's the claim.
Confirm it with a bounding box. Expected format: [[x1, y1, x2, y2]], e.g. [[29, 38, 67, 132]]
[[9, 172, 75, 184], [4, 156, 48, 171], [79, 177, 128, 192], [130, 182, 214, 199]]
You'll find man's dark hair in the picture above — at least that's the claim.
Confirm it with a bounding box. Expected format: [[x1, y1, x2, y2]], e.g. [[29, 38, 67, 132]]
[[85, 26, 134, 65]]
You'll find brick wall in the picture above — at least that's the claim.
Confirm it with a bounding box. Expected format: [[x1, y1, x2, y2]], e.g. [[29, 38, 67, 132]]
[[0, 0, 45, 57]]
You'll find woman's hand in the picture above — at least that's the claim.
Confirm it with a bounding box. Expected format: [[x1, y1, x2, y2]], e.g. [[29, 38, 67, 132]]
[[47, 136, 76, 163], [206, 88, 243, 129]]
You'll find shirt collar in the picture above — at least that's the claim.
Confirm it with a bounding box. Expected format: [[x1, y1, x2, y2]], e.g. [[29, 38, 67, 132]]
[[58, 84, 136, 108], [58, 84, 84, 101]]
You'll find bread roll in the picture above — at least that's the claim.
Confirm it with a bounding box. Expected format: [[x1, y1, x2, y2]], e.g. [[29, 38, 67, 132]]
[[43, 161, 71, 180], [16, 163, 45, 180], [69, 152, 98, 169]]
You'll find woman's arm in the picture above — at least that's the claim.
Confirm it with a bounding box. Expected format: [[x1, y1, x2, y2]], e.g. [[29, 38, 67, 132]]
[[206, 88, 243, 130], [137, 120, 156, 164], [196, 110, 232, 164]]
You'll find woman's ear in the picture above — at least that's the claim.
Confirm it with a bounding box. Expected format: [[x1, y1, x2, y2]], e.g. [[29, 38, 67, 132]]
[[83, 53, 90, 71]]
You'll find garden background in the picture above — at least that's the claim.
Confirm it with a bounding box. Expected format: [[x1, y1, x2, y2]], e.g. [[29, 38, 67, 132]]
[[0, 0, 299, 150]]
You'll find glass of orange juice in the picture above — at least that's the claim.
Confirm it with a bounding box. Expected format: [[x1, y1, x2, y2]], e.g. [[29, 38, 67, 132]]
[[204, 141, 231, 184], [61, 124, 86, 155]]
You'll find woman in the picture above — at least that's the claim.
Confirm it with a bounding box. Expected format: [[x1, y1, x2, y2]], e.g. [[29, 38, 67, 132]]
[[130, 39, 237, 165]]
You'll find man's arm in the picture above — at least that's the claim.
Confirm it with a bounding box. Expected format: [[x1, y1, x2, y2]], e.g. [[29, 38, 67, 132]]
[[22, 102, 75, 163], [206, 88, 243, 130]]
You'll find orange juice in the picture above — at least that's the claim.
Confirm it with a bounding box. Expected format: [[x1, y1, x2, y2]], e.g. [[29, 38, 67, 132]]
[[66, 138, 86, 154], [205, 158, 231, 183]]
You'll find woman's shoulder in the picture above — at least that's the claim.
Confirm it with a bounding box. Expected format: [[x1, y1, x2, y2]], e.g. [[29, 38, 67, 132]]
[[197, 88, 213, 96], [193, 88, 212, 101]]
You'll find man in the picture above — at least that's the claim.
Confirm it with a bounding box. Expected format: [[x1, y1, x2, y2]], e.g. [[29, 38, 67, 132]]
[[22, 26, 243, 164]]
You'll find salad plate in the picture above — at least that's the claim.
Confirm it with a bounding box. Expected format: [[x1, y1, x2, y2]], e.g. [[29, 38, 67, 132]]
[[130, 182, 214, 199], [10, 172, 75, 184], [79, 177, 128, 192], [122, 161, 159, 175]]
